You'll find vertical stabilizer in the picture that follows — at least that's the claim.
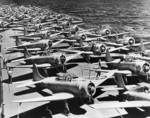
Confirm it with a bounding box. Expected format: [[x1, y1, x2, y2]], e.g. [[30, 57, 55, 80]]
[[15, 36, 22, 46], [106, 49, 114, 62], [115, 74, 127, 90], [23, 46, 31, 58], [23, 27, 28, 36], [140, 39, 145, 53], [33, 63, 45, 81]]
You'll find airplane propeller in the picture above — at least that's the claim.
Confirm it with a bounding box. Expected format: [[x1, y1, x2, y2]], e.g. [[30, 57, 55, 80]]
[[143, 63, 150, 74], [88, 83, 96, 96], [100, 44, 106, 53], [87, 82, 96, 104], [60, 54, 67, 72], [128, 38, 135, 45]]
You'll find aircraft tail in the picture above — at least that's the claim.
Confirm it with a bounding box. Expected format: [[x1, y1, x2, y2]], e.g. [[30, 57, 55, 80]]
[[23, 26, 28, 36], [15, 36, 22, 46], [33, 63, 45, 81], [140, 39, 145, 53], [106, 49, 114, 62], [115, 74, 127, 90], [79, 36, 83, 47], [115, 31, 119, 42], [23, 46, 32, 58]]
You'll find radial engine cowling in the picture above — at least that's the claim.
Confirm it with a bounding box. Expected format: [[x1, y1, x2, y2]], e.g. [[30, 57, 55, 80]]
[[78, 82, 96, 98], [71, 25, 79, 33], [100, 28, 111, 36], [123, 37, 135, 45], [142, 62, 150, 73], [62, 21, 71, 29], [60, 54, 66, 64], [92, 43, 107, 55], [76, 33, 87, 42], [46, 40, 53, 48]]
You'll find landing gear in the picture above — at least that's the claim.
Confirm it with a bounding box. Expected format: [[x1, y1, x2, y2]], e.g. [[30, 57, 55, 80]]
[[44, 106, 53, 118], [87, 97, 94, 104], [63, 100, 70, 116]]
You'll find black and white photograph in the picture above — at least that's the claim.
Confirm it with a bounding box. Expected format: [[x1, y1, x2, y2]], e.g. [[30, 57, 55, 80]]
[[1, 0, 150, 118]]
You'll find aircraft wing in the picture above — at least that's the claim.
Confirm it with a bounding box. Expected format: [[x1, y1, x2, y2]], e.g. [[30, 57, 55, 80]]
[[7, 48, 41, 53], [12, 92, 74, 103], [7, 63, 51, 68], [109, 46, 129, 52], [65, 51, 83, 62], [104, 42, 123, 47], [52, 39, 66, 47], [91, 71, 116, 87], [133, 56, 150, 61], [57, 48, 93, 55], [84, 37, 108, 42], [131, 42, 150, 47], [86, 68, 132, 75], [89, 101, 150, 109], [16, 77, 57, 88], [107, 32, 130, 37], [19, 36, 41, 41]]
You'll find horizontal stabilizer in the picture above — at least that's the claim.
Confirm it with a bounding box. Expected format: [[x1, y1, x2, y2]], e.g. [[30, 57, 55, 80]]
[[12, 93, 74, 103], [86, 68, 131, 75], [89, 101, 150, 109], [16, 77, 57, 88], [7, 63, 51, 68]]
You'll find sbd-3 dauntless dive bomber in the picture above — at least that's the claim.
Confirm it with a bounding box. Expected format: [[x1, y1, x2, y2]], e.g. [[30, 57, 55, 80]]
[[1, 4, 150, 118]]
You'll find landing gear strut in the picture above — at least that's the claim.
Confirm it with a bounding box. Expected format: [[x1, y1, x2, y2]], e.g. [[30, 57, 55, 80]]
[[63, 100, 70, 116]]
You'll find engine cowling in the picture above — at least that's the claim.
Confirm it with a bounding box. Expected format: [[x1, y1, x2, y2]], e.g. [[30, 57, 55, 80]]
[[143, 62, 150, 73], [46, 31, 51, 37], [78, 82, 96, 98], [79, 34, 87, 41], [92, 43, 107, 55], [100, 28, 111, 36], [10, 18, 14, 23], [71, 25, 79, 33], [47, 40, 53, 48], [62, 21, 71, 29], [38, 24, 43, 30], [60, 54, 66, 64], [76, 33, 87, 43], [123, 37, 135, 45]]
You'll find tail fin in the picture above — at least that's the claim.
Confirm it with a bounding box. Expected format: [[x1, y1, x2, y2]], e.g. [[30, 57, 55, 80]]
[[115, 31, 119, 42], [23, 46, 31, 58], [79, 36, 83, 47], [106, 49, 114, 62], [96, 59, 101, 78], [140, 39, 145, 53], [115, 74, 127, 90], [23, 27, 28, 36], [33, 63, 45, 81], [15, 36, 22, 46]]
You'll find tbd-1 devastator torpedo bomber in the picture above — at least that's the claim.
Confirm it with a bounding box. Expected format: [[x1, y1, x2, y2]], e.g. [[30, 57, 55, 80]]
[[1, 3, 150, 118]]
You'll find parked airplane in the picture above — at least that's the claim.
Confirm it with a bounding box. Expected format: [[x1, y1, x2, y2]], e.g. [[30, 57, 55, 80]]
[[90, 73, 150, 109], [12, 63, 118, 114], [91, 49, 150, 78], [7, 36, 65, 52]]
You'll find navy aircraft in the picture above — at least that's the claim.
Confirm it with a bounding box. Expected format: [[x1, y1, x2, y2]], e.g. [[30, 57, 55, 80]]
[[7, 36, 65, 52], [89, 49, 150, 78], [11, 63, 124, 114], [90, 73, 150, 109]]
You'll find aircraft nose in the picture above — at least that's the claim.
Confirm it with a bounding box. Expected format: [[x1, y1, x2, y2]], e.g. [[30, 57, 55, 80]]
[[87, 83, 96, 96], [60, 54, 66, 64], [143, 63, 150, 73], [100, 44, 106, 53]]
